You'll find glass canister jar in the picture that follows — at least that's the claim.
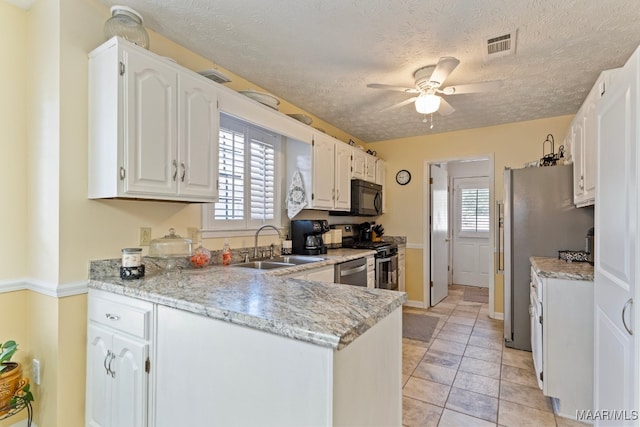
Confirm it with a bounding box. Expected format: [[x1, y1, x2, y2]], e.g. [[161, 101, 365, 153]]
[[121, 247, 145, 279], [122, 247, 142, 267], [104, 5, 150, 49]]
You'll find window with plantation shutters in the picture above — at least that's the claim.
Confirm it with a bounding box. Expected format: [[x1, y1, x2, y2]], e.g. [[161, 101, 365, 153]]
[[203, 114, 281, 233], [459, 187, 490, 233]]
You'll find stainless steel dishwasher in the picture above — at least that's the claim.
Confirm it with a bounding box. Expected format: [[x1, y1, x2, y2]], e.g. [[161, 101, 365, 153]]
[[334, 257, 368, 287]]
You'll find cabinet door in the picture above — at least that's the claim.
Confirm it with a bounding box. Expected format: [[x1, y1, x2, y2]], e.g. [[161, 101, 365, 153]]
[[177, 73, 219, 200], [306, 266, 335, 283], [111, 334, 148, 427], [594, 47, 638, 425], [86, 325, 113, 427], [123, 49, 177, 195], [351, 149, 366, 180], [571, 117, 585, 204], [334, 143, 352, 210], [365, 155, 377, 182], [311, 136, 335, 209], [582, 97, 597, 202]]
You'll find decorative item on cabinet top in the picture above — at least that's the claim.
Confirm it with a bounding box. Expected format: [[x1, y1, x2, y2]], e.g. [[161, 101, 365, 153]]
[[197, 68, 231, 84], [104, 5, 149, 49], [238, 90, 280, 110]]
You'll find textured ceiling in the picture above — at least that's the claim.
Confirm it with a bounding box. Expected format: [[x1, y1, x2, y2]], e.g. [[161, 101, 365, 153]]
[[99, 0, 640, 142]]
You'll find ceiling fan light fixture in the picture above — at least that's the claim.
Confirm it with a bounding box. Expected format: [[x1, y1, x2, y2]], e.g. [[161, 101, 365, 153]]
[[415, 94, 441, 114]]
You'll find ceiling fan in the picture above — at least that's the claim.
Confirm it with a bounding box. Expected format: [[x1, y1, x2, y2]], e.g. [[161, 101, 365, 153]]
[[367, 57, 503, 116]]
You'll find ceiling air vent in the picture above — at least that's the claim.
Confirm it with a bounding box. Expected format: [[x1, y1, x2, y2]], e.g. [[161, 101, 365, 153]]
[[483, 31, 517, 62]]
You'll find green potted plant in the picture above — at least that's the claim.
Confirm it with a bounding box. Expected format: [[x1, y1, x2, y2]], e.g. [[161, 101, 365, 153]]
[[0, 340, 33, 415]]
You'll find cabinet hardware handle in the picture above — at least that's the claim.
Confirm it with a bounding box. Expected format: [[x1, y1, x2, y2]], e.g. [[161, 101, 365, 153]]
[[172, 160, 178, 181], [108, 352, 116, 378], [119, 167, 126, 180], [104, 350, 111, 375], [180, 162, 186, 182], [105, 313, 120, 321], [336, 189, 340, 200], [622, 298, 633, 335]]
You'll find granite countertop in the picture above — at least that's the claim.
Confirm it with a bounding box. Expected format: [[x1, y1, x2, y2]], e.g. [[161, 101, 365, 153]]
[[89, 249, 406, 350], [530, 256, 594, 281]]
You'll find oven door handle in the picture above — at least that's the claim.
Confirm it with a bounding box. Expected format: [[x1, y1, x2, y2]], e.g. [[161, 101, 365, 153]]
[[339, 264, 367, 276]]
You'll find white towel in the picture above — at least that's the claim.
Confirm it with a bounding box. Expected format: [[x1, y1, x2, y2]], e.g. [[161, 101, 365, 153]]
[[287, 169, 308, 219]]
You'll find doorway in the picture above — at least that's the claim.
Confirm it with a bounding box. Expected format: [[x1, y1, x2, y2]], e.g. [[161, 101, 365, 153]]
[[424, 155, 496, 317]]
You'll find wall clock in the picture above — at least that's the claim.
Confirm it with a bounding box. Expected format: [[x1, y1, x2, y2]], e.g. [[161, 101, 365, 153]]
[[395, 169, 411, 185]]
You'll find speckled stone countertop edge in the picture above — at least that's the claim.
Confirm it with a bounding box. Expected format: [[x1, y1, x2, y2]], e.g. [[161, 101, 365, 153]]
[[89, 249, 406, 351], [530, 256, 594, 281]]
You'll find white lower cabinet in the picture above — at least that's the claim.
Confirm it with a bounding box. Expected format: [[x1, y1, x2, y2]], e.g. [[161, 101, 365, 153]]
[[530, 267, 593, 418], [154, 304, 402, 426], [284, 265, 335, 282], [86, 290, 153, 427]]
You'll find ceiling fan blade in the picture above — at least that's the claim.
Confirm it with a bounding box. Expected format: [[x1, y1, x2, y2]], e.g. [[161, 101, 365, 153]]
[[379, 96, 418, 112], [367, 83, 419, 93], [437, 97, 455, 116], [429, 57, 460, 88], [440, 80, 504, 95]]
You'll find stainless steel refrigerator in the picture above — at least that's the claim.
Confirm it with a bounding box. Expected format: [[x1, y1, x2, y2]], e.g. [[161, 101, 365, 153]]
[[503, 164, 593, 351]]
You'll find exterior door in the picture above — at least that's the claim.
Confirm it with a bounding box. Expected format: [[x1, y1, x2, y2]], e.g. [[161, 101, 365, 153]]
[[594, 46, 638, 425], [177, 73, 219, 199], [123, 49, 177, 195], [452, 177, 490, 287], [430, 164, 449, 306]]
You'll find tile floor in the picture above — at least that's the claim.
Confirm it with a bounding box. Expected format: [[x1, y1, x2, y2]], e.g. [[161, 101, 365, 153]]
[[402, 284, 588, 427]]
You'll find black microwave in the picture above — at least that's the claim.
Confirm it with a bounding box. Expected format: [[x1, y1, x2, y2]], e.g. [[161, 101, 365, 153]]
[[350, 179, 382, 216]]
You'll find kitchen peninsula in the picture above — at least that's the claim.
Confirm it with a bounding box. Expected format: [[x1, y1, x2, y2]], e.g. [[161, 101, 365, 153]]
[[87, 254, 406, 426]]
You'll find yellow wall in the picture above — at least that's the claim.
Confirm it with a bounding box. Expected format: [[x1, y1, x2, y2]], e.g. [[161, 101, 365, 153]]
[[371, 115, 574, 311], [0, 0, 577, 425], [0, 0, 27, 280]]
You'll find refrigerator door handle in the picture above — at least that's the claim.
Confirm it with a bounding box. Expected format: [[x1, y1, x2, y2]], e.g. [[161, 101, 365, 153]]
[[503, 169, 513, 344]]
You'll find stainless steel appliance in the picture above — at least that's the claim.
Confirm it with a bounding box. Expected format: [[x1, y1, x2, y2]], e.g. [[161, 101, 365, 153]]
[[291, 220, 329, 255], [334, 257, 368, 287], [503, 164, 594, 351], [332, 224, 398, 290], [331, 180, 382, 216]]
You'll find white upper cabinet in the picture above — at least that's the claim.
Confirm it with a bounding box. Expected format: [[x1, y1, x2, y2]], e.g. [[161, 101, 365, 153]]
[[88, 37, 219, 202], [351, 147, 378, 183], [311, 133, 351, 211], [365, 154, 377, 182], [571, 69, 618, 207], [352, 148, 366, 180]]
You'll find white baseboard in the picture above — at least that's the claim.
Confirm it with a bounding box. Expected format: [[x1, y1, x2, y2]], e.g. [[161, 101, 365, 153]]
[[0, 278, 88, 297], [403, 300, 427, 309], [490, 312, 504, 320]]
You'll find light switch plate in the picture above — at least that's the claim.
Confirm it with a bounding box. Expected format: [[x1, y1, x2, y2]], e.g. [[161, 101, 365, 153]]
[[139, 227, 152, 246]]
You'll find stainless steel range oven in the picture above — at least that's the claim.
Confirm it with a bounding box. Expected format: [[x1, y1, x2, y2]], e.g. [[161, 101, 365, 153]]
[[332, 224, 398, 290]]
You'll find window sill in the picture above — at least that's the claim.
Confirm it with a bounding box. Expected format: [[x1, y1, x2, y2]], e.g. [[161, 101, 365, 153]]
[[202, 228, 285, 239]]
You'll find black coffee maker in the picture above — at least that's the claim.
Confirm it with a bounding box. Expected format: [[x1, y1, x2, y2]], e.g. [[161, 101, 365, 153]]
[[291, 220, 330, 255]]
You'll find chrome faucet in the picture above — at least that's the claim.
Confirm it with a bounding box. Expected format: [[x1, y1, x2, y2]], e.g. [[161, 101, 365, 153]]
[[254, 225, 282, 259]]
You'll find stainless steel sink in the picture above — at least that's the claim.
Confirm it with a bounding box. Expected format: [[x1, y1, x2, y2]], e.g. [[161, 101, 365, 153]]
[[270, 256, 326, 265], [231, 255, 325, 270], [232, 261, 295, 270]]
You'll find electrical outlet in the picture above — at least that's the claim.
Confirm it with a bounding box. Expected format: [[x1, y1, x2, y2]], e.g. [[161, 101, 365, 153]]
[[187, 227, 199, 245], [139, 227, 152, 246], [33, 358, 40, 385]]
